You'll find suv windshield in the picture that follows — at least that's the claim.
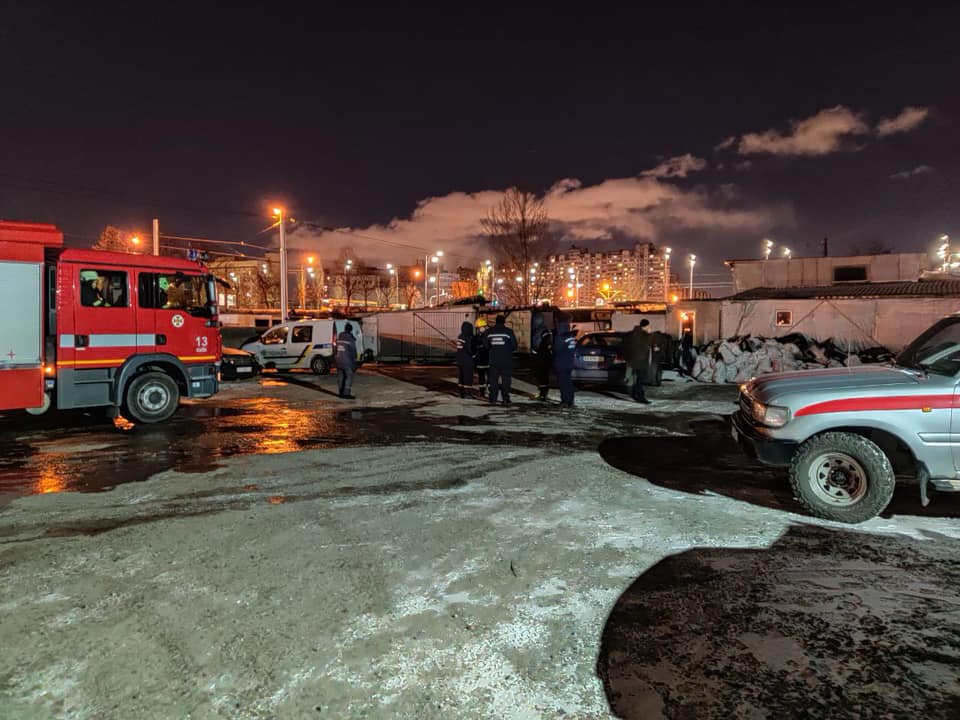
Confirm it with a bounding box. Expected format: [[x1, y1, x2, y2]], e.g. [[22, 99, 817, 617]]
[[896, 317, 960, 375]]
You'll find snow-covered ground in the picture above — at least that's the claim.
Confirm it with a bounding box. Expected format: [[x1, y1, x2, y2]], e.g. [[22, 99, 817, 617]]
[[0, 368, 957, 718]]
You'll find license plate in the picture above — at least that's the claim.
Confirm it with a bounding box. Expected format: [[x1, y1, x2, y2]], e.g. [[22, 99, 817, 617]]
[[236, 367, 253, 373], [583, 356, 601, 364]]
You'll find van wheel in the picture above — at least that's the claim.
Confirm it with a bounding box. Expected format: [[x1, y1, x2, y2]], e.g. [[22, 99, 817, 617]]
[[789, 432, 895, 523], [310, 356, 331, 375], [123, 372, 180, 424]]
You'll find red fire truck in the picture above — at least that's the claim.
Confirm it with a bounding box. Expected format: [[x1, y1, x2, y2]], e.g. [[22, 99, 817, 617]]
[[0, 220, 221, 423]]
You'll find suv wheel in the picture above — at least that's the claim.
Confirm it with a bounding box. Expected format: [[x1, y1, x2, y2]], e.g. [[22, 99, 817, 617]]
[[789, 432, 895, 523], [310, 355, 331, 375]]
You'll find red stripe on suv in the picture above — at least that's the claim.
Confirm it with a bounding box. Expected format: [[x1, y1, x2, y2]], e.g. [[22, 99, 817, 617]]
[[795, 394, 958, 417]]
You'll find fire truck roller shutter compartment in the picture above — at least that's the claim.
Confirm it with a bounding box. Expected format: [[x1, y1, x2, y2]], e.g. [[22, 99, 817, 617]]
[[0, 260, 45, 410]]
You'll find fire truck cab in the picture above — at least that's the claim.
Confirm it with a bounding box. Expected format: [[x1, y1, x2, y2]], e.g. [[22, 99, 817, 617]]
[[0, 220, 220, 423]]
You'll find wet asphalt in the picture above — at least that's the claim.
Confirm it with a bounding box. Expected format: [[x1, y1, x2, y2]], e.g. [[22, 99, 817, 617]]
[[3, 366, 960, 716]]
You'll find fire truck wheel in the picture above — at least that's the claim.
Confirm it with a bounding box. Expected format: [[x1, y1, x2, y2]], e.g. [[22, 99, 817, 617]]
[[310, 356, 331, 375], [124, 372, 180, 424]]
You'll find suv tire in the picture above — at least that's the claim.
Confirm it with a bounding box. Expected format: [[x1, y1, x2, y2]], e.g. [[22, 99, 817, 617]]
[[789, 432, 895, 523], [310, 356, 331, 375]]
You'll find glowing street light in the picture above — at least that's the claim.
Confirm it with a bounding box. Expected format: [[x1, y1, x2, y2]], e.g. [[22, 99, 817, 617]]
[[763, 238, 775, 260], [782, 247, 792, 259], [688, 254, 697, 298], [130, 235, 140, 248], [271, 206, 289, 320], [663, 246, 672, 303]]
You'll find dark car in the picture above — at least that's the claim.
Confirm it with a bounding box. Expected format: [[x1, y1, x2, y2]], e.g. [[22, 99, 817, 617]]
[[221, 346, 261, 381], [572, 332, 627, 387]]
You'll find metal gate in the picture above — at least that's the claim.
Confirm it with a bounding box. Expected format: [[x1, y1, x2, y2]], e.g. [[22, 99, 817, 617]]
[[412, 310, 472, 362]]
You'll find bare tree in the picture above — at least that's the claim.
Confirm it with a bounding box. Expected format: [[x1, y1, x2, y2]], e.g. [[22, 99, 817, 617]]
[[94, 225, 137, 253], [252, 262, 279, 308], [481, 188, 551, 306], [334, 249, 364, 312]]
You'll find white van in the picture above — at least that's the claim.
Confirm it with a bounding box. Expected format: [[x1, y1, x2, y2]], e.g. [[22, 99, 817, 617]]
[[240, 319, 366, 375]]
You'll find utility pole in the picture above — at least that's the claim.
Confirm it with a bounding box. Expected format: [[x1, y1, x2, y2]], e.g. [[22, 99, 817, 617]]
[[274, 207, 288, 322], [152, 218, 159, 256]]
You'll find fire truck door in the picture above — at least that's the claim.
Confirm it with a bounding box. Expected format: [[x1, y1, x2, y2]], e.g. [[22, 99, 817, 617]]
[[70, 267, 140, 364]]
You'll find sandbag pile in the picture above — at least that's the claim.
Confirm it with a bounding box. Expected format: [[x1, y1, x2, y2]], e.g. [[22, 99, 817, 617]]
[[688, 334, 894, 384]]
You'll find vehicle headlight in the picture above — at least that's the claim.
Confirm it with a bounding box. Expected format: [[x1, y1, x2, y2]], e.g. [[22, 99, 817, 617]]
[[753, 401, 790, 427]]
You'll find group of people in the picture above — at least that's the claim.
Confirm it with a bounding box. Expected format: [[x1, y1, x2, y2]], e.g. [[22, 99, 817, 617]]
[[453, 313, 655, 409], [334, 313, 661, 407]]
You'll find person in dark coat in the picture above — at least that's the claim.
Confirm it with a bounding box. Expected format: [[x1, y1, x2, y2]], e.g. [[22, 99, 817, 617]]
[[624, 319, 652, 404], [474, 317, 490, 387], [531, 313, 554, 401], [454, 320, 476, 398], [335, 323, 358, 399], [484, 315, 518, 405], [680, 328, 695, 375], [553, 320, 577, 408]]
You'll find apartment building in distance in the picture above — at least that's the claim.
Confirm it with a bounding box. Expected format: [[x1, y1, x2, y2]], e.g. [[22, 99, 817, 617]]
[[543, 242, 681, 306]]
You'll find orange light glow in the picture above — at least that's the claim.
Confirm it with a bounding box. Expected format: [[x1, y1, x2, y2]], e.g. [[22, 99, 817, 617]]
[[566, 289, 575, 298], [601, 282, 611, 291], [272, 207, 282, 216], [131, 236, 140, 245], [671, 294, 679, 303], [413, 270, 421, 278], [307, 256, 314, 264]]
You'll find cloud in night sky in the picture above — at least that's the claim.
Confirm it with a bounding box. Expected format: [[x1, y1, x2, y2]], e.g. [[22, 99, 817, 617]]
[[876, 106, 929, 137], [286, 175, 790, 266], [727, 104, 929, 157], [889, 164, 933, 180], [640, 153, 707, 179], [737, 106, 871, 156]]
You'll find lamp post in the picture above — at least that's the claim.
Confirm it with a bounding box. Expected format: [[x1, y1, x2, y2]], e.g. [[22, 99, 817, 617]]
[[272, 207, 288, 321], [423, 252, 443, 307], [663, 247, 672, 303], [688, 254, 696, 299], [387, 264, 398, 306], [782, 247, 792, 259], [763, 238, 774, 260]]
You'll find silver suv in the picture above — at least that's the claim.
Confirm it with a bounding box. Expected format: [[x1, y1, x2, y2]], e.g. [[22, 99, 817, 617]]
[[732, 315, 960, 523]]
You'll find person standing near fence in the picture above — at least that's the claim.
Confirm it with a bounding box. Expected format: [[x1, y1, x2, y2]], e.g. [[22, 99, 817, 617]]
[[474, 317, 490, 389], [484, 315, 518, 405], [553, 320, 577, 408], [454, 321, 476, 399], [531, 313, 553, 401]]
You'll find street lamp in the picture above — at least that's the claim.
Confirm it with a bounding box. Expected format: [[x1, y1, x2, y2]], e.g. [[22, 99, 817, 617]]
[[387, 263, 398, 306], [272, 206, 289, 321], [763, 238, 774, 260], [663, 247, 672, 303], [939, 235, 951, 271], [782, 247, 792, 259], [130, 235, 140, 250], [688, 254, 696, 299]]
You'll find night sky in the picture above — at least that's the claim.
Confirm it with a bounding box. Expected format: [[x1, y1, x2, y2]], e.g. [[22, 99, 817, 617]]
[[2, 4, 958, 283]]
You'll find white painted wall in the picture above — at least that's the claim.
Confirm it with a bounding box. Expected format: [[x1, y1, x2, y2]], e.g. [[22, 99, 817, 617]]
[[720, 297, 960, 350]]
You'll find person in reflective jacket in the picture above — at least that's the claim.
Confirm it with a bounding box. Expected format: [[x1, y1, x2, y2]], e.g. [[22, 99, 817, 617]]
[[553, 320, 577, 408], [531, 313, 554, 401], [335, 323, 358, 399], [454, 320, 476, 398], [474, 318, 490, 387], [483, 314, 518, 404]]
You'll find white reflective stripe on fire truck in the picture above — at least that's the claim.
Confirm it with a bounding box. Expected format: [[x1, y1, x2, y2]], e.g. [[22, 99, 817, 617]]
[[59, 334, 156, 348]]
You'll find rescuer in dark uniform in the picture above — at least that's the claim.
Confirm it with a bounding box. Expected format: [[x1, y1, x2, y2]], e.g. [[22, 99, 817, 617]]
[[454, 320, 476, 398], [531, 313, 553, 401], [553, 320, 577, 408], [474, 318, 490, 387], [335, 323, 358, 399], [484, 315, 518, 405]]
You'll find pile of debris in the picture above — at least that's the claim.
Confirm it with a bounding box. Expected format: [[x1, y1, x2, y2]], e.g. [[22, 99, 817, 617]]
[[689, 333, 895, 384]]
